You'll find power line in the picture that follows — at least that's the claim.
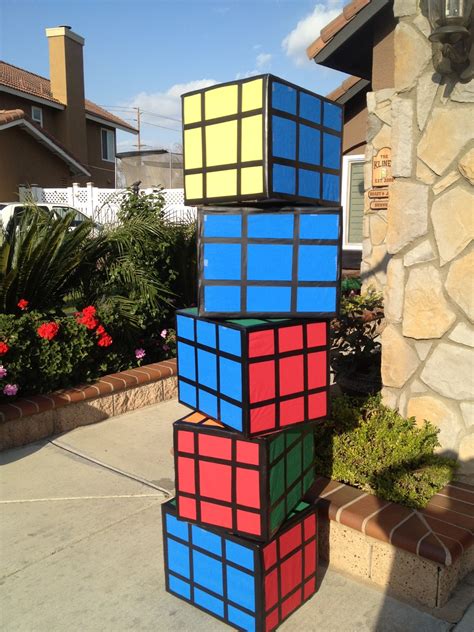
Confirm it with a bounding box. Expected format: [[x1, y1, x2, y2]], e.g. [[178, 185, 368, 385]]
[[98, 104, 182, 123]]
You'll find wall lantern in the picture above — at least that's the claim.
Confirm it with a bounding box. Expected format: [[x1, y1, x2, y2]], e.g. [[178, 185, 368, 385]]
[[428, 0, 473, 77]]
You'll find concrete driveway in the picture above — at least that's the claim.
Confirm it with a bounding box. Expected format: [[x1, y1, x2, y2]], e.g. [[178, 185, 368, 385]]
[[1, 399, 472, 631]]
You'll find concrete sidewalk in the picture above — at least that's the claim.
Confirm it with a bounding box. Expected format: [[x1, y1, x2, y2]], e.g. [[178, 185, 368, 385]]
[[1, 400, 472, 631]]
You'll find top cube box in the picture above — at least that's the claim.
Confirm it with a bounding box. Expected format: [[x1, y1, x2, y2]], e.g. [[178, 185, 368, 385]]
[[182, 74, 343, 206]]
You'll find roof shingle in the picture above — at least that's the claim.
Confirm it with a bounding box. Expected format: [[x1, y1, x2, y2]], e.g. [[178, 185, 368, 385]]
[[0, 61, 137, 132], [307, 0, 372, 60]]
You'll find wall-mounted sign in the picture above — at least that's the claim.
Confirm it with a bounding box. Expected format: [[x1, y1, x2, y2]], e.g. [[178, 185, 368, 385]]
[[368, 189, 389, 199], [372, 147, 393, 187], [370, 199, 389, 210]]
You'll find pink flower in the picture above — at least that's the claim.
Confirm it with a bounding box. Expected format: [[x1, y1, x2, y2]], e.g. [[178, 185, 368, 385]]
[[135, 348, 146, 360], [160, 329, 168, 339], [3, 383, 18, 396], [163, 344, 170, 352], [0, 365, 7, 379]]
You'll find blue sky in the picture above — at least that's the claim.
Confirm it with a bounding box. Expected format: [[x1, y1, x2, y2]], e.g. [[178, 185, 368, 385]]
[[1, 0, 347, 150]]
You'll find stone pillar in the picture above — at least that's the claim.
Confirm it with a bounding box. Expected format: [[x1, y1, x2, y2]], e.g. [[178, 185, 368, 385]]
[[362, 1, 474, 477]]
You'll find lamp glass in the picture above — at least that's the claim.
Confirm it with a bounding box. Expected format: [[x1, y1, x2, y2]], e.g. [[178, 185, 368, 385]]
[[429, 0, 473, 26]]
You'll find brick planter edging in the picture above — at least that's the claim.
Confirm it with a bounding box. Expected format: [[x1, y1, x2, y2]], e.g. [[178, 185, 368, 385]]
[[307, 476, 474, 608], [0, 359, 177, 451]]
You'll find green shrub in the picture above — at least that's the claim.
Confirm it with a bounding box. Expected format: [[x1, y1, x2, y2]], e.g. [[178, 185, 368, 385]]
[[314, 395, 457, 508]]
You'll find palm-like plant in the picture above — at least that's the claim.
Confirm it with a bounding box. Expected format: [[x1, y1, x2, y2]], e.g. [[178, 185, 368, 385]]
[[0, 205, 172, 324]]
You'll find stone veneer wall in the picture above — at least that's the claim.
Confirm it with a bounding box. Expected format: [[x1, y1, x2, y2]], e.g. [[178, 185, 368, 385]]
[[361, 0, 474, 476]]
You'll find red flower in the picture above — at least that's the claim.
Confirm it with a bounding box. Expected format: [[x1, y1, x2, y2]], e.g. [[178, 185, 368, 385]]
[[75, 306, 100, 330], [0, 341, 9, 355], [97, 333, 113, 347], [17, 299, 29, 310], [37, 322, 60, 341], [82, 306, 96, 317], [95, 325, 105, 336]]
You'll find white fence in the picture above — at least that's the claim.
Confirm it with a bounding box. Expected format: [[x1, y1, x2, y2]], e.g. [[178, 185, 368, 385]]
[[19, 184, 196, 225]]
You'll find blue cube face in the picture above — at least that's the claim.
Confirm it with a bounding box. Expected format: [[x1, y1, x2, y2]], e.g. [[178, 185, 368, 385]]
[[198, 207, 341, 318], [163, 502, 258, 630], [269, 77, 342, 205], [177, 311, 244, 431]]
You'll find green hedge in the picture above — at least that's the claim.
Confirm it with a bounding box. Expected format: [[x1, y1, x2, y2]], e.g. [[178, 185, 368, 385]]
[[314, 395, 457, 508]]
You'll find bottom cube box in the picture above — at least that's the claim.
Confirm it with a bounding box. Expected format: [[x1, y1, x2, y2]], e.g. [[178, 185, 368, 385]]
[[162, 499, 318, 632]]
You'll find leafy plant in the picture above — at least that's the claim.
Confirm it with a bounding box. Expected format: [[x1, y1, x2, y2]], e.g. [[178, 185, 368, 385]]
[[314, 395, 457, 508], [331, 288, 384, 394], [0, 203, 172, 326]]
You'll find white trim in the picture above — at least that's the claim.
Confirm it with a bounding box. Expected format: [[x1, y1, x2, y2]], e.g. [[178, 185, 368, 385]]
[[341, 154, 364, 251], [0, 118, 90, 176], [31, 105, 43, 127], [45, 27, 84, 45], [101, 127, 115, 163], [0, 85, 65, 109], [86, 113, 138, 135]]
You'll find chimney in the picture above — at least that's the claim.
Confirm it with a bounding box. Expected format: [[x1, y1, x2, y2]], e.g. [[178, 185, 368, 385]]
[[45, 26, 87, 163]]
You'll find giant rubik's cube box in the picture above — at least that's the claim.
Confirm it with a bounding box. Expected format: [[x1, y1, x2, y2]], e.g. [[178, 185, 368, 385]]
[[174, 411, 315, 540], [162, 499, 318, 632], [176, 308, 329, 437], [182, 74, 343, 206], [197, 206, 342, 318]]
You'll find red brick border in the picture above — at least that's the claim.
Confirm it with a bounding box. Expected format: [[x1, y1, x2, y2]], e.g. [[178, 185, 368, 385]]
[[307, 476, 474, 567], [0, 359, 177, 424]]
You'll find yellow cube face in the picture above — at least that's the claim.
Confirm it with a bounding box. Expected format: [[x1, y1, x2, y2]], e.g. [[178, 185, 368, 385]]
[[205, 120, 238, 167], [205, 84, 239, 120], [182, 77, 265, 202]]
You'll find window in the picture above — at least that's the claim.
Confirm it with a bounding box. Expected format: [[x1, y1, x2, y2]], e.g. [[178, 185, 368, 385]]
[[101, 128, 115, 162], [341, 155, 364, 249], [31, 106, 43, 127]]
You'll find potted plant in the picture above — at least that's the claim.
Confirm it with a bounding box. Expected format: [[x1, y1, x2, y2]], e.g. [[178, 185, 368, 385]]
[[331, 288, 384, 395]]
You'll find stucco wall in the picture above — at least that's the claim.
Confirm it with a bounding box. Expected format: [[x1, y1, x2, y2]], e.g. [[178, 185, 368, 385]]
[[0, 126, 73, 200], [362, 0, 474, 475]]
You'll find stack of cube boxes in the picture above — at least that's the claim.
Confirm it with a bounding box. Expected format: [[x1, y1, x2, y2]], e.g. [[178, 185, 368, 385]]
[[162, 74, 343, 632]]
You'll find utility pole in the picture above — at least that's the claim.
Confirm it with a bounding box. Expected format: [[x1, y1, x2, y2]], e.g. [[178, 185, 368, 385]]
[[135, 107, 141, 151]]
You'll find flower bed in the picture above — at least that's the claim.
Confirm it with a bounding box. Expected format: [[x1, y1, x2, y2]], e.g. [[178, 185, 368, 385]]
[[0, 301, 175, 403]]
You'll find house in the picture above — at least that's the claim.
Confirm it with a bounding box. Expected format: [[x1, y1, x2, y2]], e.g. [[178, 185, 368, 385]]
[[0, 26, 137, 200], [307, 0, 474, 476], [307, 0, 396, 268]]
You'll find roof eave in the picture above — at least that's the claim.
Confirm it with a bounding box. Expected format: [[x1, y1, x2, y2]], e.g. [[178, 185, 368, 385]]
[[307, 0, 391, 68], [0, 85, 65, 109], [0, 117, 91, 176]]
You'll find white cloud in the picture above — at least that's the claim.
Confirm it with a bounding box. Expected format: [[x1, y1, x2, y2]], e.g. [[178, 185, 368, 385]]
[[256, 52, 272, 68], [126, 78, 218, 123], [236, 50, 272, 80], [282, 2, 342, 66]]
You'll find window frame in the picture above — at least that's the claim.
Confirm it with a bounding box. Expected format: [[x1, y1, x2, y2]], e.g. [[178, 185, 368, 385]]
[[31, 105, 43, 127], [101, 127, 115, 163], [341, 154, 365, 251]]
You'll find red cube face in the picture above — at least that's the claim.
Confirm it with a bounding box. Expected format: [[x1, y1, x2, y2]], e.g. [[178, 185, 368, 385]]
[[174, 412, 316, 541], [247, 322, 328, 435], [263, 511, 318, 631]]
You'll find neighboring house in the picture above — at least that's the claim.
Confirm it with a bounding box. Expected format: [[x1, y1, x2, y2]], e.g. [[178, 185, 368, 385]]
[[307, 0, 396, 269], [0, 26, 138, 200], [116, 149, 184, 189]]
